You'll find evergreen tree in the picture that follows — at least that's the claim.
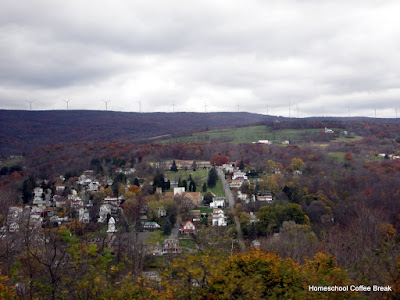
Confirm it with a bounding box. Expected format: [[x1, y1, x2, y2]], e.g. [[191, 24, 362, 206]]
[[189, 180, 196, 192], [153, 173, 166, 191], [207, 167, 218, 188], [22, 175, 35, 204], [133, 177, 140, 187], [239, 160, 245, 171], [203, 192, 214, 205], [163, 218, 172, 235], [202, 183, 207, 192], [170, 160, 178, 172], [182, 180, 187, 191]]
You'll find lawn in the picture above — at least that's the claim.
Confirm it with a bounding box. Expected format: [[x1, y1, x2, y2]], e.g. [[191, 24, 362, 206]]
[[209, 177, 225, 197], [148, 230, 167, 246], [196, 207, 213, 214], [161, 125, 345, 145], [328, 152, 346, 161], [165, 168, 225, 197], [165, 169, 208, 183], [179, 238, 196, 250]]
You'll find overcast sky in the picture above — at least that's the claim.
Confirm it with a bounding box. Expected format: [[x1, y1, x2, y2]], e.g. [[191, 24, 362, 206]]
[[1, 1, 400, 117]]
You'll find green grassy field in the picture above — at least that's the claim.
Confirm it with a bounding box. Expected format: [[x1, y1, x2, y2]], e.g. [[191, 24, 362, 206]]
[[328, 152, 346, 161], [165, 169, 208, 183], [209, 177, 225, 197], [165, 168, 225, 197], [162, 125, 348, 144]]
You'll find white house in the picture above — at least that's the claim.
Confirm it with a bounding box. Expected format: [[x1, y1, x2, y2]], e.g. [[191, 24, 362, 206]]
[[221, 164, 235, 173], [324, 127, 334, 133], [180, 221, 196, 234], [237, 191, 255, 203], [79, 208, 90, 223], [230, 180, 243, 189], [212, 208, 227, 226], [98, 204, 112, 223], [174, 187, 185, 195], [232, 171, 248, 181], [257, 192, 273, 203], [210, 198, 225, 208]]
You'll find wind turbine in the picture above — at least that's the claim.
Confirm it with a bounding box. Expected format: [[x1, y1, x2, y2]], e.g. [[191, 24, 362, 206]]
[[103, 100, 111, 111], [138, 99, 142, 113], [289, 100, 291, 118], [204, 101, 208, 113], [63, 99, 71, 110], [172, 101, 175, 112], [26, 100, 35, 111], [235, 100, 240, 112]]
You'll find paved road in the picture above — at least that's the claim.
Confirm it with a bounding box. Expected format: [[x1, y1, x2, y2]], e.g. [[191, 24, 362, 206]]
[[170, 215, 182, 239], [217, 168, 246, 252]]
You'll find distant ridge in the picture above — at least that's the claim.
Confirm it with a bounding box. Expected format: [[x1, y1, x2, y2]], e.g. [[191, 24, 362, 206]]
[[0, 110, 277, 155], [2, 110, 400, 156]]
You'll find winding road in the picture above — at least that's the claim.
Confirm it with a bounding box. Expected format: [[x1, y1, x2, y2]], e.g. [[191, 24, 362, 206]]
[[217, 168, 246, 252]]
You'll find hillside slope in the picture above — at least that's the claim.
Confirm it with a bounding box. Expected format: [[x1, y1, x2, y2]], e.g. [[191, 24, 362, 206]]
[[0, 110, 274, 155]]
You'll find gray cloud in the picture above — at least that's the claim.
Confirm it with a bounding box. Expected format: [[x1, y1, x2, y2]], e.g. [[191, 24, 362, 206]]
[[1, 0, 400, 117]]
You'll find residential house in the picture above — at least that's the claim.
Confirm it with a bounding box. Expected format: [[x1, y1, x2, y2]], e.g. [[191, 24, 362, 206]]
[[98, 204, 112, 223], [232, 171, 248, 181], [237, 191, 255, 203], [324, 127, 334, 133], [103, 195, 123, 206], [55, 184, 65, 194], [222, 164, 235, 173], [142, 222, 161, 231], [157, 207, 167, 217], [182, 192, 203, 207], [162, 238, 180, 254], [78, 208, 90, 224], [4, 206, 23, 232], [173, 187, 185, 195], [180, 221, 195, 234], [230, 180, 243, 189], [54, 195, 66, 208], [257, 192, 273, 203], [190, 210, 201, 222], [256, 140, 272, 145], [212, 208, 227, 226], [209, 197, 226, 208]]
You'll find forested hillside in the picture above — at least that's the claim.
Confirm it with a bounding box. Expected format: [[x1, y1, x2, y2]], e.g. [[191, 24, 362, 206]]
[[0, 110, 277, 155]]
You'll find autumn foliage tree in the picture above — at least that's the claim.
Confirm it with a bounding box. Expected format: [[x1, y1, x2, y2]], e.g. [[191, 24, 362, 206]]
[[210, 154, 229, 166]]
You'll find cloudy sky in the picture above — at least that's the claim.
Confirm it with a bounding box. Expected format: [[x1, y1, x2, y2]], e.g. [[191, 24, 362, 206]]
[[1, 0, 400, 117]]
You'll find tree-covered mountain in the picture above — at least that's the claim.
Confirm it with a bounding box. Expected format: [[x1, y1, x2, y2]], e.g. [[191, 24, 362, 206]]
[[0, 110, 277, 155]]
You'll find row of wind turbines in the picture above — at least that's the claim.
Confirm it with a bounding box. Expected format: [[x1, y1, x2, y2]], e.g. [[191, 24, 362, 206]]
[[25, 99, 138, 112], [25, 99, 400, 118]]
